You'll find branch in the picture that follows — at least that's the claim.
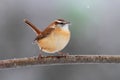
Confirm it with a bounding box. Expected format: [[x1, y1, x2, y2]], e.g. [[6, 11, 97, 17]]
[[0, 55, 120, 69]]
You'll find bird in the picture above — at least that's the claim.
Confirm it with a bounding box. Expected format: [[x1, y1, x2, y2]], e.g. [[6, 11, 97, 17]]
[[24, 18, 71, 55]]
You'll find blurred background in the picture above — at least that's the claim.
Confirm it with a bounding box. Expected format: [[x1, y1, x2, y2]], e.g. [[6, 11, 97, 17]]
[[1, 0, 120, 80]]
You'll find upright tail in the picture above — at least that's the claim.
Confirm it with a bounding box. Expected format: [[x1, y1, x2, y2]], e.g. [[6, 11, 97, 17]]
[[24, 19, 41, 35]]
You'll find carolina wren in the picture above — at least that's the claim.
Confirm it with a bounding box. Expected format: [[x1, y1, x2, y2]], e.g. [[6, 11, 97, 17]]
[[24, 19, 70, 54]]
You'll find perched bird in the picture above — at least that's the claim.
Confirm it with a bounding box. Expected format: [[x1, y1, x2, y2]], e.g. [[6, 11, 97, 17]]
[[24, 19, 71, 54]]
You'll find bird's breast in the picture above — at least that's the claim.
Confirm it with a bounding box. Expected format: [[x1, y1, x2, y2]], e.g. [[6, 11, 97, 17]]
[[37, 28, 70, 53]]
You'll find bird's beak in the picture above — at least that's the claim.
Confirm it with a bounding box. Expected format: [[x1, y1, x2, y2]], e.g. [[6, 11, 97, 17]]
[[67, 21, 71, 25], [65, 21, 70, 25]]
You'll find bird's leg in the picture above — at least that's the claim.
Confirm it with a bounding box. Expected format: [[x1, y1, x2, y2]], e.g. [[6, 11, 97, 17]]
[[37, 52, 43, 60], [57, 52, 69, 56]]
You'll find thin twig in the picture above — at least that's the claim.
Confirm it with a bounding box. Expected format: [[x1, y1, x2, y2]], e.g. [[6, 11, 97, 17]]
[[0, 55, 120, 69]]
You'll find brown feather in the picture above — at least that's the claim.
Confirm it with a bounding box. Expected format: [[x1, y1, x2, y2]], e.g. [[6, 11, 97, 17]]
[[24, 19, 42, 35]]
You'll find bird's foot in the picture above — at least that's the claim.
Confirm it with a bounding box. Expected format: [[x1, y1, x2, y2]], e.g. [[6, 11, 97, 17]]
[[58, 52, 69, 56], [37, 54, 43, 60]]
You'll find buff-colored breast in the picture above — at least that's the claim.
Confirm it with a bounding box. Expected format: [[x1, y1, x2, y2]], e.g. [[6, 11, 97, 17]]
[[37, 27, 70, 53]]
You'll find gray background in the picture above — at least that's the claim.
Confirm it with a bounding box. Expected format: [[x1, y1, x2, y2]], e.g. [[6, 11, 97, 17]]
[[0, 0, 120, 80]]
